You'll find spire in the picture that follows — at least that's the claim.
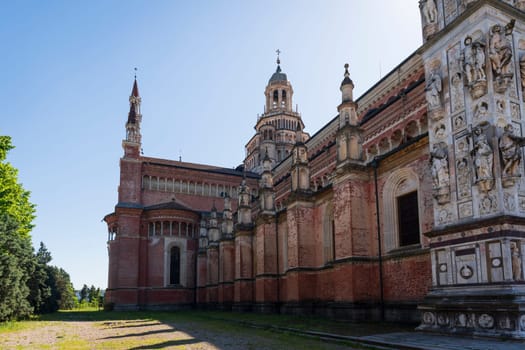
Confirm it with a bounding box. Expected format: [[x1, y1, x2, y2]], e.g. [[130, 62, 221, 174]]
[[269, 50, 287, 83], [131, 67, 140, 97], [341, 63, 354, 87], [124, 72, 142, 148], [131, 79, 140, 98]]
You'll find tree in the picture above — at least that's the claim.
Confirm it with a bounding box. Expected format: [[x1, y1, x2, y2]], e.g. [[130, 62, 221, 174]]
[[80, 284, 89, 303], [0, 136, 36, 321], [0, 215, 33, 321], [52, 267, 77, 310], [27, 242, 52, 314]]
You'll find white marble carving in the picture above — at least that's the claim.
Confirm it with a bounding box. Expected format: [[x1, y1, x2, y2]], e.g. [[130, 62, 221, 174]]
[[489, 21, 515, 92], [499, 123, 525, 187], [471, 127, 494, 192]]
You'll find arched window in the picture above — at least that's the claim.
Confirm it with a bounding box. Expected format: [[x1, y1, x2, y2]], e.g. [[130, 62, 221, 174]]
[[281, 90, 287, 107], [382, 168, 422, 251], [170, 246, 180, 285], [273, 90, 278, 108]]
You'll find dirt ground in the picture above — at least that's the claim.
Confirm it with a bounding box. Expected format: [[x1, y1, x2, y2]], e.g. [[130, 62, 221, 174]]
[[1, 316, 363, 349]]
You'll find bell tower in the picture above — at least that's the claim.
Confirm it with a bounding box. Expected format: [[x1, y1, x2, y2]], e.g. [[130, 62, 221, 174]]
[[118, 77, 143, 205], [244, 51, 308, 174]]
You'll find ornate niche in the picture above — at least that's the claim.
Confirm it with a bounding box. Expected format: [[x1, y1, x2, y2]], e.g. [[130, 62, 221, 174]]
[[489, 20, 515, 93], [461, 34, 487, 99]]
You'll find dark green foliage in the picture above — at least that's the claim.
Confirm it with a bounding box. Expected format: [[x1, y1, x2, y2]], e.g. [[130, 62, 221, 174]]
[[0, 136, 35, 321], [51, 267, 77, 310], [0, 214, 33, 321], [27, 243, 52, 314], [80, 284, 89, 303], [29, 243, 77, 313]]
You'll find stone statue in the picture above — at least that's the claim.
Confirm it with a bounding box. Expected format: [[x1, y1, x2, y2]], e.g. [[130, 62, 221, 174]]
[[430, 142, 450, 204], [430, 143, 449, 188], [462, 36, 486, 85], [499, 124, 525, 185], [511, 241, 522, 281], [489, 21, 515, 79], [421, 0, 437, 24], [425, 70, 442, 109], [471, 127, 494, 192], [462, 36, 487, 98]]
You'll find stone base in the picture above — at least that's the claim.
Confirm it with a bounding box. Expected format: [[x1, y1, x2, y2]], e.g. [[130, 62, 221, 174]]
[[418, 284, 525, 339]]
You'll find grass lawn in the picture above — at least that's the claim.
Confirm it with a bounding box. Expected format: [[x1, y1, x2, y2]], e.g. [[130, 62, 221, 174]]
[[0, 309, 404, 349]]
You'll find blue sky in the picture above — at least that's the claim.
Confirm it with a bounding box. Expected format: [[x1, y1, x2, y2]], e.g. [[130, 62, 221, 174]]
[[1, 1, 422, 290]]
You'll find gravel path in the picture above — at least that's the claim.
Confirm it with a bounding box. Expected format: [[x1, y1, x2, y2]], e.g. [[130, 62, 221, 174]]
[[2, 317, 361, 349]]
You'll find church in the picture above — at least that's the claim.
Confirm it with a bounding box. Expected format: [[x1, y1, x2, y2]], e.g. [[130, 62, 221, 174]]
[[105, 0, 525, 339]]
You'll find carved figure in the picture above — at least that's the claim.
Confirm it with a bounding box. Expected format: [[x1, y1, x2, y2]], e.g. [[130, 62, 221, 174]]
[[474, 102, 488, 121], [474, 41, 486, 81], [451, 72, 464, 112], [499, 124, 525, 182], [471, 127, 494, 192], [462, 36, 486, 85], [425, 70, 442, 109], [489, 21, 515, 78], [430, 143, 449, 189], [421, 0, 438, 24], [511, 241, 522, 281]]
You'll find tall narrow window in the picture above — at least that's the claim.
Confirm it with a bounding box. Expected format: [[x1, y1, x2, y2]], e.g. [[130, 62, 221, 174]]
[[397, 191, 420, 246], [170, 246, 180, 285], [281, 90, 287, 107]]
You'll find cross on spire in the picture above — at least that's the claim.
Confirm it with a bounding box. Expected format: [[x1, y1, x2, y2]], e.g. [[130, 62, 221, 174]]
[[276, 49, 281, 65], [134, 67, 138, 80]]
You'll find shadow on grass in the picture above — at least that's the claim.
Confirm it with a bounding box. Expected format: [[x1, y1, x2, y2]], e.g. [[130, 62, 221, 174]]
[[128, 338, 201, 349], [102, 327, 177, 340], [36, 309, 415, 338]]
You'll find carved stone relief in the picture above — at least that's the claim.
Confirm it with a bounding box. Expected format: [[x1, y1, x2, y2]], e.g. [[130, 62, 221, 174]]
[[478, 314, 495, 329], [455, 133, 472, 199], [444, 0, 458, 25], [426, 70, 443, 110], [498, 316, 514, 330], [448, 43, 466, 113], [511, 102, 521, 120], [473, 101, 489, 123], [431, 142, 451, 204], [423, 311, 435, 325], [438, 208, 453, 224], [471, 126, 494, 192], [458, 201, 473, 218], [457, 158, 472, 199], [451, 73, 465, 112], [499, 123, 525, 187], [453, 113, 466, 131], [511, 241, 522, 281], [462, 35, 487, 99], [434, 123, 446, 140], [479, 193, 498, 214], [519, 197, 525, 211], [504, 192, 516, 211], [520, 315, 525, 331], [489, 20, 515, 93]]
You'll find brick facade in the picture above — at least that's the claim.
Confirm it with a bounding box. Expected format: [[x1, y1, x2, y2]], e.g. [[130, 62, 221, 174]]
[[105, 2, 525, 333]]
